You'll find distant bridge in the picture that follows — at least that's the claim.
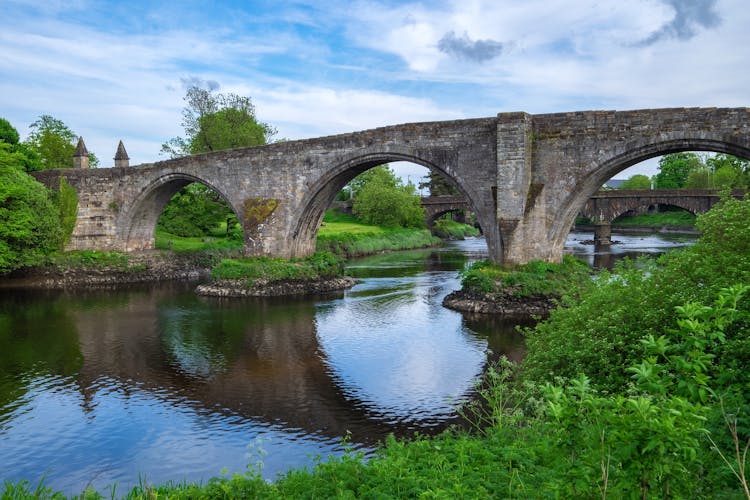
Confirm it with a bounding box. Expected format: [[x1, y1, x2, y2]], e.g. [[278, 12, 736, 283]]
[[580, 188, 746, 244], [420, 196, 470, 226]]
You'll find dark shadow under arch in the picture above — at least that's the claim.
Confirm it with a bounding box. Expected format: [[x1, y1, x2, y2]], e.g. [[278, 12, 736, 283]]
[[611, 203, 696, 223]]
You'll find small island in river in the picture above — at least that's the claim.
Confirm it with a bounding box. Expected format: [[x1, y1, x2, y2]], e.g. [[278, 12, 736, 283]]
[[442, 255, 592, 317]]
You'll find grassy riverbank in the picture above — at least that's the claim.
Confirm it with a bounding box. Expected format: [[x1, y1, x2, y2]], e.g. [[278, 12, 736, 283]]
[[432, 217, 481, 239], [316, 210, 441, 257], [612, 210, 696, 228]]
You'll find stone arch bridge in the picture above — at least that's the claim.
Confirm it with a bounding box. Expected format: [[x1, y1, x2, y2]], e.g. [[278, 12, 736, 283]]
[[420, 196, 471, 226], [32, 107, 750, 265], [581, 188, 746, 244]]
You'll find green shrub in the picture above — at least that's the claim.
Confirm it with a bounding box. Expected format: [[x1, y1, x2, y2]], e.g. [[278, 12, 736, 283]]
[[521, 195, 750, 393]]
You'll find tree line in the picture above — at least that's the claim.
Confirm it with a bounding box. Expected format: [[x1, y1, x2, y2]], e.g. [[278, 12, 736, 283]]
[[620, 152, 749, 190]]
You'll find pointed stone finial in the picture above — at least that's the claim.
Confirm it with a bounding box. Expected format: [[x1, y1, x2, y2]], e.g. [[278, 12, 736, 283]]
[[73, 137, 90, 168], [114, 140, 130, 168]]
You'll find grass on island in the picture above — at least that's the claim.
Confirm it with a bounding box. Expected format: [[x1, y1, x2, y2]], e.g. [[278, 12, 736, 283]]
[[459, 255, 591, 298], [210, 252, 344, 286], [316, 210, 440, 257]]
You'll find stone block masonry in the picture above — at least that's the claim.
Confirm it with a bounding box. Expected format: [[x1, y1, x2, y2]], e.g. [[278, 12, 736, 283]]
[[32, 107, 750, 265]]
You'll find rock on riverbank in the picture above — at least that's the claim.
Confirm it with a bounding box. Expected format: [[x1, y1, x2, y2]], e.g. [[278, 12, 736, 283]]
[[196, 276, 358, 297], [0, 251, 213, 289], [442, 289, 557, 317]]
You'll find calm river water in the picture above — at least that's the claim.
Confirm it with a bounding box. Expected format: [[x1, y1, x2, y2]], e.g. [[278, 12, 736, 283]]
[[0, 231, 694, 495]]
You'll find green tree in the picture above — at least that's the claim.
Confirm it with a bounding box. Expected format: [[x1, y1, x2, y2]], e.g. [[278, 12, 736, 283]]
[[706, 153, 750, 178], [0, 118, 20, 145], [685, 168, 712, 188], [714, 164, 747, 189], [158, 183, 238, 238], [352, 166, 425, 228], [0, 118, 40, 171], [0, 142, 63, 272], [418, 170, 459, 196], [158, 87, 276, 238], [619, 174, 652, 190], [653, 152, 703, 189], [25, 115, 75, 169], [24, 115, 98, 170], [161, 86, 276, 157]]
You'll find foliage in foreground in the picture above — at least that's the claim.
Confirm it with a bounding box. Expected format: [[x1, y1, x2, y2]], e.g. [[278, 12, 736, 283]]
[[7, 289, 748, 498], [5, 197, 750, 499], [0, 143, 63, 272], [521, 195, 750, 393], [459, 255, 591, 298], [211, 252, 344, 285]]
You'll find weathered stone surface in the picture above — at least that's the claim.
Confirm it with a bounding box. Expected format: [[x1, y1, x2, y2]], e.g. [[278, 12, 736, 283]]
[[0, 251, 212, 289], [31, 107, 750, 265], [580, 188, 745, 223], [442, 289, 555, 317], [195, 276, 357, 297]]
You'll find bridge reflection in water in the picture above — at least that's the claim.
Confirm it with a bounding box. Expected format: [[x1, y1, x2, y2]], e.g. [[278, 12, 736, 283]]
[[0, 241, 533, 494], [0, 236, 695, 494]]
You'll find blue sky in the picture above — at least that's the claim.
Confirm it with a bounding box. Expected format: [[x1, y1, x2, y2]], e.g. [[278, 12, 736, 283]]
[[1, 0, 748, 181]]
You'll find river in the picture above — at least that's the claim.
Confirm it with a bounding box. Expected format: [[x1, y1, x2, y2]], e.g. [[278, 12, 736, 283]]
[[0, 231, 694, 495]]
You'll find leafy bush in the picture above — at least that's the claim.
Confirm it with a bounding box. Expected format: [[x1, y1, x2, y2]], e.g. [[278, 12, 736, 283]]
[[521, 195, 750, 392], [351, 166, 425, 228], [0, 143, 63, 272]]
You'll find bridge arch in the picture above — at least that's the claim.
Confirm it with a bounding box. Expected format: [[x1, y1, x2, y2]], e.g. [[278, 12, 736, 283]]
[[551, 137, 750, 252], [611, 203, 696, 223], [426, 209, 466, 228], [120, 173, 240, 251], [290, 151, 493, 257]]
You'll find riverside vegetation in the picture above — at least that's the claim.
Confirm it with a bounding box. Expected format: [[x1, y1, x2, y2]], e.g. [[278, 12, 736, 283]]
[[5, 199, 749, 497], [442, 255, 592, 316]]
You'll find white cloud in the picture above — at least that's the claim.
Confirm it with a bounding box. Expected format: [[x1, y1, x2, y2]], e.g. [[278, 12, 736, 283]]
[[0, 0, 747, 168]]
